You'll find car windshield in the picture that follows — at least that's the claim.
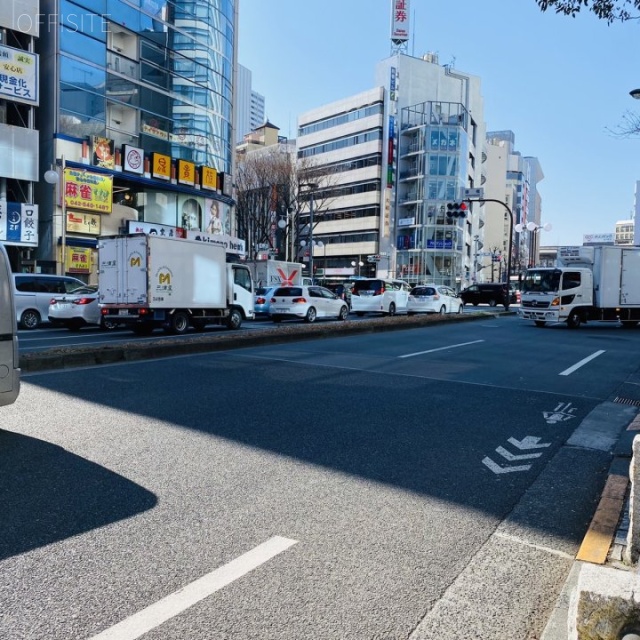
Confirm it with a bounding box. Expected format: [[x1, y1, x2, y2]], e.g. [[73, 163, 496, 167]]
[[352, 280, 384, 294], [522, 269, 561, 293]]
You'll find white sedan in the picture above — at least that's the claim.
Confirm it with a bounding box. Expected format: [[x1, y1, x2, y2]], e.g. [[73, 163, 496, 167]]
[[48, 286, 119, 331], [407, 285, 464, 315], [269, 285, 349, 323]]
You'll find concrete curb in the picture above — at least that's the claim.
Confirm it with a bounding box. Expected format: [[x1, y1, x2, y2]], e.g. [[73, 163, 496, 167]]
[[20, 310, 506, 373]]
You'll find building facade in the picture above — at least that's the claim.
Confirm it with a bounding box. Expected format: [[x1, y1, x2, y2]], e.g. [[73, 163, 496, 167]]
[[32, 0, 239, 280], [236, 64, 265, 144], [0, 0, 41, 272], [296, 53, 487, 288]]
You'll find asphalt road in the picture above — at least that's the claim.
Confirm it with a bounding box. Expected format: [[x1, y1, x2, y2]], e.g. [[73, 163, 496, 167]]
[[2, 315, 639, 639]]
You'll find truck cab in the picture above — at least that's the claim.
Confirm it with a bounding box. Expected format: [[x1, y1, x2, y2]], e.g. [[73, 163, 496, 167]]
[[0, 244, 20, 407], [518, 267, 593, 328]]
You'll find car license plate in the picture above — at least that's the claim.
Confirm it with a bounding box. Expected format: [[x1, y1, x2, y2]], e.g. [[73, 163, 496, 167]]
[[118, 309, 129, 316], [272, 307, 288, 313]]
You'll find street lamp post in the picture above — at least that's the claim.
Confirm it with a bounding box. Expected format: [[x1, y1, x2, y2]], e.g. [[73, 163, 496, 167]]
[[515, 221, 552, 267], [351, 257, 364, 276], [44, 155, 66, 276]]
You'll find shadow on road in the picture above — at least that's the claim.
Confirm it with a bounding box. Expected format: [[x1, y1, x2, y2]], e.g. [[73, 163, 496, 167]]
[[0, 429, 157, 560]]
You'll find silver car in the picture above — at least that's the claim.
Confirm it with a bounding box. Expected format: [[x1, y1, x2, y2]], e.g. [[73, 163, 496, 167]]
[[269, 285, 349, 323], [407, 285, 464, 315]]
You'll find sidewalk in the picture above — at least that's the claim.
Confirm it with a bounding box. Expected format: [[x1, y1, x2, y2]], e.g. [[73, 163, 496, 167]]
[[542, 403, 640, 640]]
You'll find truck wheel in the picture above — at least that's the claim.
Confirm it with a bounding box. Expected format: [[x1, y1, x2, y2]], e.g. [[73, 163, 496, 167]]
[[226, 308, 242, 330], [305, 307, 317, 323], [167, 311, 190, 335], [534, 320, 547, 327], [567, 311, 582, 329]]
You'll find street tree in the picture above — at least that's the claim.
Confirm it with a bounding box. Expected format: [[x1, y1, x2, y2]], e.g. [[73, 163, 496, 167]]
[[535, 0, 639, 22], [235, 147, 336, 261]]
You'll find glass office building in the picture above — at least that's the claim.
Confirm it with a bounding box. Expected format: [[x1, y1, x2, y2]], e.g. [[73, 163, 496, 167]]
[[36, 0, 237, 277]]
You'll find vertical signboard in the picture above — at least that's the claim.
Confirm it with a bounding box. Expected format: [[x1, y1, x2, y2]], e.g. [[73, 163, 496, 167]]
[[0, 201, 38, 246], [391, 0, 410, 43]]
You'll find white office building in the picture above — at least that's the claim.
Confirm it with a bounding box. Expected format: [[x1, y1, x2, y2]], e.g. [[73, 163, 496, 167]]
[[297, 52, 487, 288]]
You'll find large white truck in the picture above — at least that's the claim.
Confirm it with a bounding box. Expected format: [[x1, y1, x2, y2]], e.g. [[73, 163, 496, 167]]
[[518, 245, 640, 329], [246, 259, 309, 288], [98, 234, 254, 335]]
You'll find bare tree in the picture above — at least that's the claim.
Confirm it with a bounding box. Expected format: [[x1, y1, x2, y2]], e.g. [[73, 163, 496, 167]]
[[535, 0, 640, 23], [235, 148, 337, 261]]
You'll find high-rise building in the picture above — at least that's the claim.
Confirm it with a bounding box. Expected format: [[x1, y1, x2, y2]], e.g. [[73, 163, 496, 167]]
[[236, 64, 265, 144], [0, 0, 41, 272], [485, 131, 544, 272], [297, 52, 487, 289], [31, 0, 239, 279]]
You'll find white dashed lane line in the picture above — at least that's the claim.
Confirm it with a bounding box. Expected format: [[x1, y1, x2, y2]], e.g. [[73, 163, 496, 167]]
[[559, 350, 606, 376]]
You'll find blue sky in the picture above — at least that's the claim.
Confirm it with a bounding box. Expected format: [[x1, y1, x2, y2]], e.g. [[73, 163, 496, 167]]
[[238, 0, 640, 246]]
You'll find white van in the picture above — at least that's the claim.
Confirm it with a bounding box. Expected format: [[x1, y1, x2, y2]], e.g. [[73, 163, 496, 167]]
[[350, 278, 412, 316], [0, 244, 20, 406], [13, 273, 85, 329]]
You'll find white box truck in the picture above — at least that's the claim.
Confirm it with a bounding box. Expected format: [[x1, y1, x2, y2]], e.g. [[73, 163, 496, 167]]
[[246, 259, 311, 287], [0, 243, 19, 406], [518, 245, 640, 329], [98, 234, 254, 335]]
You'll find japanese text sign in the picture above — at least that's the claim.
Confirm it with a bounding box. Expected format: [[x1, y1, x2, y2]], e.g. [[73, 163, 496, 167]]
[[64, 169, 113, 214], [0, 44, 38, 106]]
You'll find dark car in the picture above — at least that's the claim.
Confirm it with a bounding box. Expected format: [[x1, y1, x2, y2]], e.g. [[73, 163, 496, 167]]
[[459, 283, 514, 309], [323, 282, 353, 309]]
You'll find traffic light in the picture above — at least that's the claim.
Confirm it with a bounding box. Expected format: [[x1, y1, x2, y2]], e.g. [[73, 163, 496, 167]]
[[446, 202, 468, 218]]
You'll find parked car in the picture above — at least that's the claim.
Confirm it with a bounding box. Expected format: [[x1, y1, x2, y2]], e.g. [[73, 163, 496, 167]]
[[254, 286, 278, 317], [48, 286, 119, 331], [350, 277, 411, 316], [459, 283, 514, 309], [407, 285, 464, 315], [13, 273, 85, 329], [269, 285, 349, 323]]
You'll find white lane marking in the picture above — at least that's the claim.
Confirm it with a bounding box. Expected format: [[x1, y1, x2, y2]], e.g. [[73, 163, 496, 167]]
[[559, 350, 606, 376], [88, 536, 297, 640], [398, 339, 484, 359], [495, 446, 542, 461]]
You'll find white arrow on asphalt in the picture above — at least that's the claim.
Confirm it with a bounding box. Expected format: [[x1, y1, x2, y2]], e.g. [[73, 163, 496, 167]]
[[496, 446, 543, 461], [508, 436, 551, 450], [482, 457, 532, 474]]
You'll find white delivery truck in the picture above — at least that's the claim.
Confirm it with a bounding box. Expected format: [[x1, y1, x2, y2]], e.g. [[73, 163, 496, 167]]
[[246, 259, 310, 288], [518, 245, 640, 329], [98, 234, 254, 335], [0, 243, 19, 406]]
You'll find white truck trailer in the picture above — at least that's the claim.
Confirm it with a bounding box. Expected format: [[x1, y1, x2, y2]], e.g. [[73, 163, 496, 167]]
[[98, 234, 254, 335], [246, 259, 309, 288], [518, 245, 640, 329]]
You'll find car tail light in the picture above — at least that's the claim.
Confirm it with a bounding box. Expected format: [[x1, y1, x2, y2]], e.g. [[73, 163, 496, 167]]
[[73, 297, 95, 305], [256, 297, 266, 304], [292, 297, 307, 304], [139, 308, 149, 315], [433, 294, 440, 300], [270, 297, 277, 303], [50, 298, 58, 305]]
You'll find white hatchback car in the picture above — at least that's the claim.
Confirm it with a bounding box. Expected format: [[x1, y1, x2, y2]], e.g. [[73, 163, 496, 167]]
[[407, 285, 464, 315], [269, 285, 349, 323]]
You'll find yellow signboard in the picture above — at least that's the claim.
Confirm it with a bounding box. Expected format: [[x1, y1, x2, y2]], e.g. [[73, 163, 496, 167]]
[[201, 166, 218, 191], [177, 159, 195, 186], [64, 169, 113, 213], [64, 246, 92, 274], [152, 153, 171, 181], [66, 211, 101, 235]]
